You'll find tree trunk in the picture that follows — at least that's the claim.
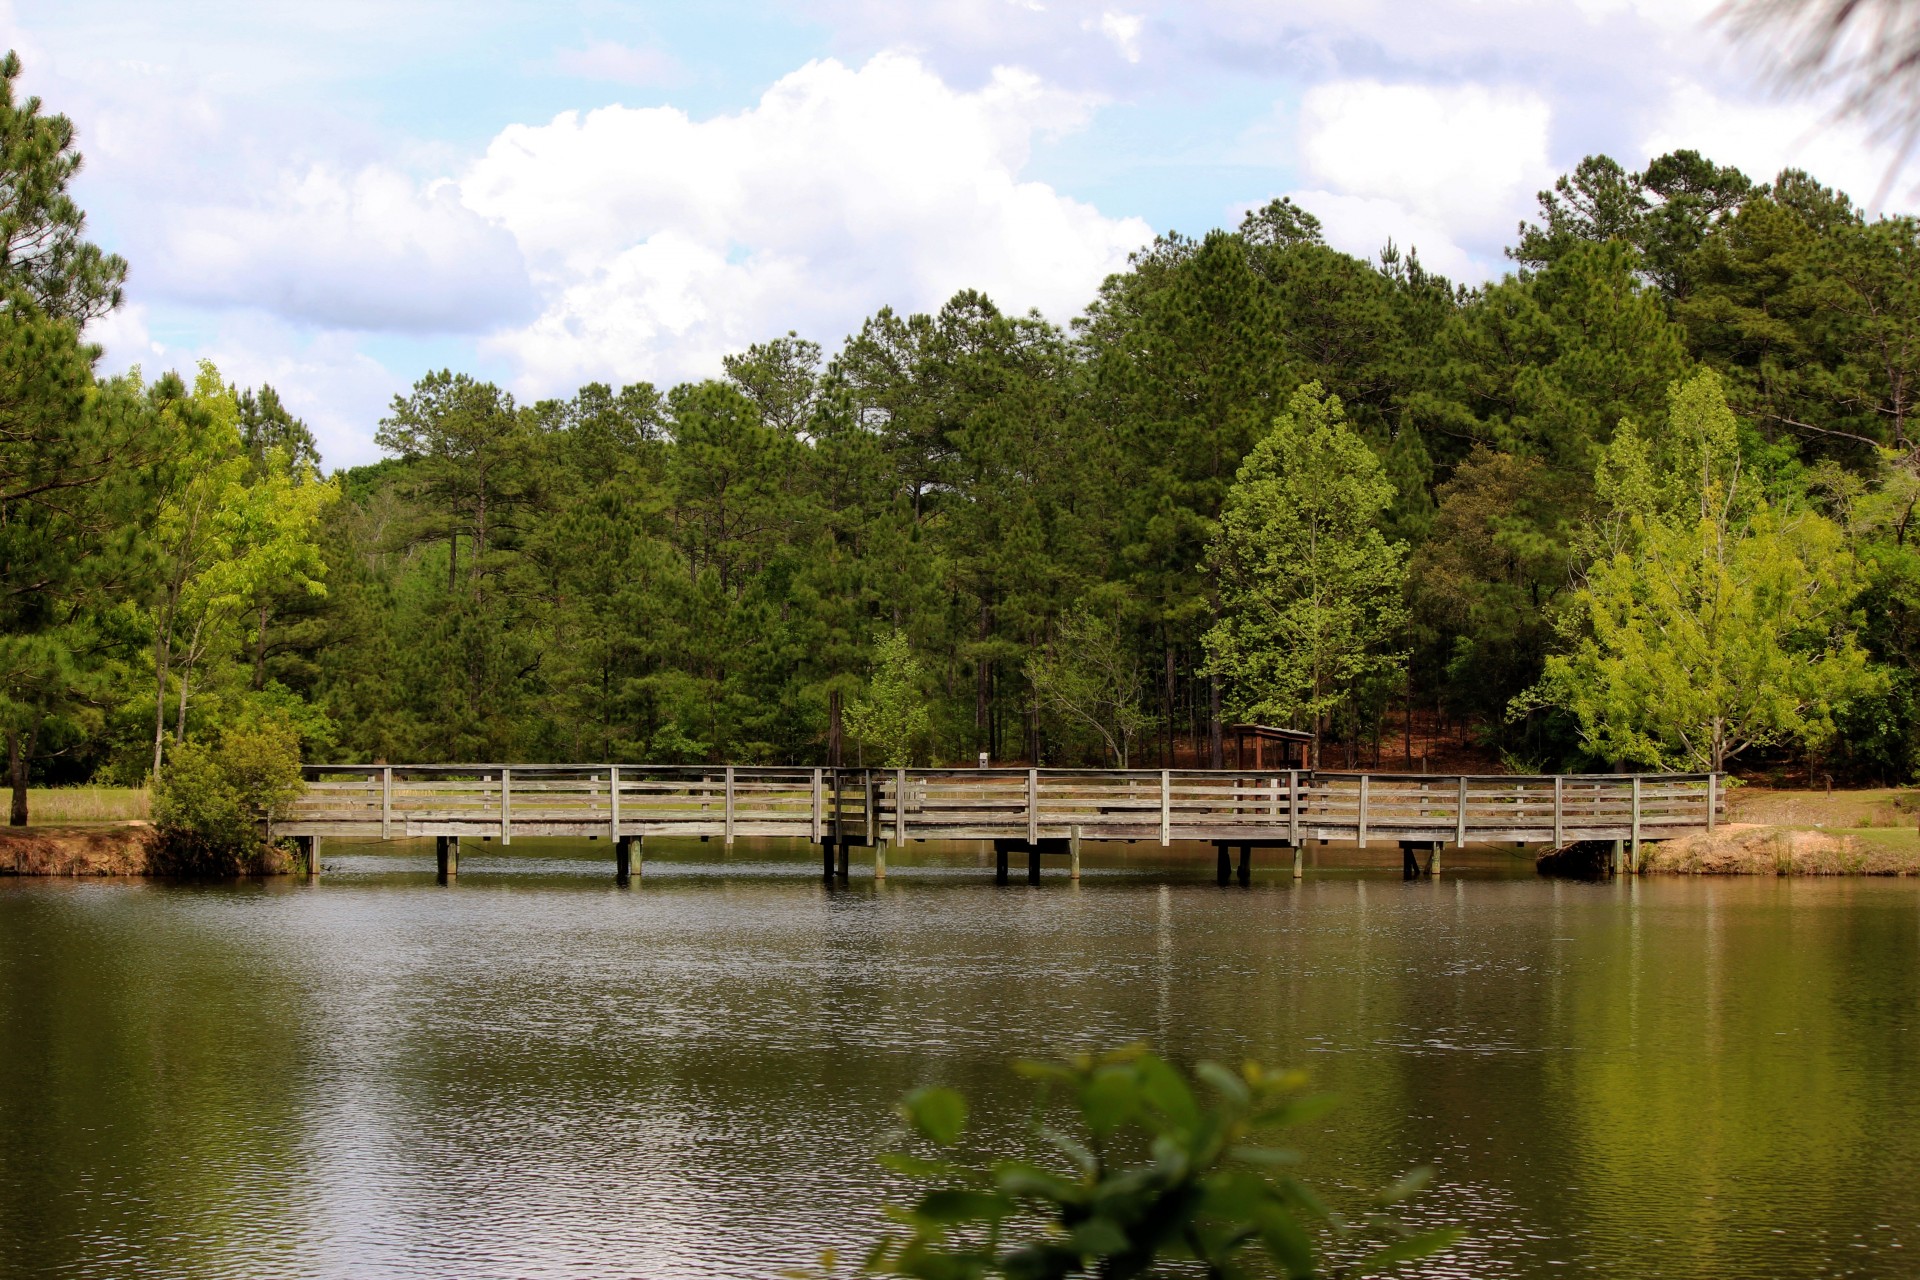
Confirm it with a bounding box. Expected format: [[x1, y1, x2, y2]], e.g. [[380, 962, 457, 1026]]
[[151, 631, 172, 783], [8, 730, 26, 827], [975, 604, 991, 754], [252, 601, 271, 691], [1163, 641, 1176, 768], [1207, 674, 1223, 769]]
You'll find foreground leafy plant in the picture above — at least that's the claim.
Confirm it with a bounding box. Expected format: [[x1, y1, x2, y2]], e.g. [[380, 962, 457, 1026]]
[[862, 1046, 1459, 1279]]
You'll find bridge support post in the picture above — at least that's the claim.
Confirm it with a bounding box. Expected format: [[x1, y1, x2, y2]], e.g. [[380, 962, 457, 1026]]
[[615, 835, 637, 884], [1610, 839, 1624, 877], [1238, 843, 1251, 887], [874, 839, 887, 881], [1400, 840, 1421, 880], [437, 835, 458, 882], [836, 841, 850, 881], [1069, 826, 1081, 881], [995, 843, 1009, 885], [299, 835, 320, 880], [821, 840, 836, 881], [1216, 843, 1231, 886], [1291, 842, 1303, 879], [1428, 843, 1441, 877], [1027, 846, 1041, 884]]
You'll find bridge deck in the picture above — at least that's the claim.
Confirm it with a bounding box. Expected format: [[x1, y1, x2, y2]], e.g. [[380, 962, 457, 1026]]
[[282, 765, 1722, 849]]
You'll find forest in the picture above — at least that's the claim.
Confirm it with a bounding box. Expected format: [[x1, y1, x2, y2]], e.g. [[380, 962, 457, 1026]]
[[5, 53, 1918, 811]]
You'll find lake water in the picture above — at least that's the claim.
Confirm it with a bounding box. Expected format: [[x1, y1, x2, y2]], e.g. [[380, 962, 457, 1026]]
[[2, 840, 1916, 1279]]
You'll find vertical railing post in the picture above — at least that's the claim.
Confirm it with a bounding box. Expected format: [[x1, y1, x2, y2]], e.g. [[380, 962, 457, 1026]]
[[1455, 776, 1468, 848], [610, 764, 621, 841], [1160, 770, 1171, 847], [501, 766, 512, 845], [1027, 768, 1039, 845], [864, 772, 876, 846], [1357, 775, 1370, 849], [1706, 773, 1717, 832], [724, 766, 735, 846], [1288, 770, 1299, 845], [896, 767, 908, 845], [812, 768, 823, 841], [1630, 775, 1643, 869], [381, 765, 392, 840], [1553, 774, 1564, 847]]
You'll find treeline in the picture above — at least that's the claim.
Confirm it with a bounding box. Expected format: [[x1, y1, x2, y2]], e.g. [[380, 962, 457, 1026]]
[[4, 51, 1917, 806]]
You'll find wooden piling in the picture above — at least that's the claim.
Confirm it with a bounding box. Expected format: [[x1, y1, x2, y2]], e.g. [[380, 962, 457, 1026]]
[[1428, 842, 1441, 876], [615, 835, 634, 883], [1237, 843, 1251, 887], [836, 841, 849, 880], [1401, 840, 1419, 879], [822, 840, 836, 880], [302, 835, 321, 880], [874, 838, 887, 881], [1069, 825, 1081, 880], [1291, 843, 1303, 879], [1216, 843, 1231, 886], [436, 835, 458, 881], [1027, 845, 1041, 884], [995, 843, 1009, 884]]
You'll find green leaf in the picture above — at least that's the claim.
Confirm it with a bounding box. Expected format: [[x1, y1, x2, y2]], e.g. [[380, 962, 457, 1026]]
[[901, 1087, 968, 1146], [1067, 1216, 1131, 1256], [1195, 1060, 1250, 1108], [1079, 1067, 1140, 1138], [878, 1151, 956, 1179], [1257, 1209, 1318, 1279], [1136, 1054, 1200, 1126], [1376, 1165, 1434, 1204], [913, 1189, 1013, 1226], [1251, 1092, 1339, 1131], [993, 1160, 1081, 1203], [1352, 1227, 1465, 1273], [1228, 1144, 1303, 1167]]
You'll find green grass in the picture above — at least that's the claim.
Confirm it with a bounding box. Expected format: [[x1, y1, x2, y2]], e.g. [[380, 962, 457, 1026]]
[[24, 787, 150, 825]]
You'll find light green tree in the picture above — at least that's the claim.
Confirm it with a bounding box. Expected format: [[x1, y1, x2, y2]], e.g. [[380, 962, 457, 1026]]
[[1202, 383, 1408, 766], [1519, 369, 1881, 771], [1026, 603, 1154, 767], [146, 362, 338, 780], [845, 630, 930, 768]]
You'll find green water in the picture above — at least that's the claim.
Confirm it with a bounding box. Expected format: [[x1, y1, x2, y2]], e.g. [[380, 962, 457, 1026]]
[[1, 840, 1915, 1278]]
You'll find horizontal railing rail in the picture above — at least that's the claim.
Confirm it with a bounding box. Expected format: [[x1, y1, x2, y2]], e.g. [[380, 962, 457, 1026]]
[[285, 765, 1722, 848]]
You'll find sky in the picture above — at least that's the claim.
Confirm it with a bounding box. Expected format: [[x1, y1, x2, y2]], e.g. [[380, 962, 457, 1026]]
[[3, 0, 1907, 468]]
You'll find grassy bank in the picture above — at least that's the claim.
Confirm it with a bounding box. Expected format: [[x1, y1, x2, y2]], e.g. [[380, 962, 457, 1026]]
[[22, 787, 150, 824]]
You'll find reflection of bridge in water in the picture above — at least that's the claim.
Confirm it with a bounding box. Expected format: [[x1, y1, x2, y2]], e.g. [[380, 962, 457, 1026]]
[[283, 765, 1724, 883]]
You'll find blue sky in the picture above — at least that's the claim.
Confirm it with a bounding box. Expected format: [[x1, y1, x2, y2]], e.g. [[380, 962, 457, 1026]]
[[5, 0, 1903, 466]]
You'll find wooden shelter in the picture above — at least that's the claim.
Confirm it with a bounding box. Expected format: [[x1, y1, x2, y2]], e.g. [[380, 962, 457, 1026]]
[[1226, 724, 1314, 770]]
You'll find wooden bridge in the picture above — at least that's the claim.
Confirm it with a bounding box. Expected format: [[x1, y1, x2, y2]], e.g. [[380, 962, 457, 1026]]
[[282, 765, 1723, 882]]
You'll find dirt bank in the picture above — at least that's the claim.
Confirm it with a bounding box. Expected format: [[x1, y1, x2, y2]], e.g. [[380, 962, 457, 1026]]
[[1639, 823, 1919, 875], [0, 824, 294, 876], [0, 823, 164, 875]]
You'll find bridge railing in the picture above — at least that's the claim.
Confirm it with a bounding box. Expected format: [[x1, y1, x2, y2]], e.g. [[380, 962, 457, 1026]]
[[287, 764, 1721, 847]]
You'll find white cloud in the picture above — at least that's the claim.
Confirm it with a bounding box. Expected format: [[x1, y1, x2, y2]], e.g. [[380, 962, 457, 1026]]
[[1642, 82, 1918, 213], [1267, 190, 1483, 282], [1092, 12, 1145, 64], [1296, 80, 1553, 249], [151, 165, 536, 332], [461, 52, 1152, 393]]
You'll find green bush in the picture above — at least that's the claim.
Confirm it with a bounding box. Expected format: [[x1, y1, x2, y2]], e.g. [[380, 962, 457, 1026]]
[[859, 1046, 1458, 1279], [151, 716, 304, 874]]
